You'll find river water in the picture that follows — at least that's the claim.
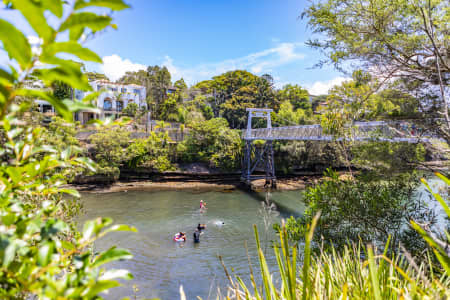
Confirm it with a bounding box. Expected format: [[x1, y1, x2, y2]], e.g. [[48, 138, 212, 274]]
[[80, 189, 305, 299], [80, 177, 447, 300]]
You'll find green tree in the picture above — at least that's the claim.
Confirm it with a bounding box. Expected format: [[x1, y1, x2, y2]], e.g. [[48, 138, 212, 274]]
[[89, 127, 131, 179], [127, 132, 174, 171], [0, 1, 135, 298], [51, 81, 72, 101], [280, 169, 432, 254], [303, 0, 450, 142], [118, 66, 172, 119], [201, 70, 276, 128], [160, 92, 182, 122], [277, 84, 311, 110], [273, 101, 316, 126], [85, 71, 109, 81], [174, 78, 188, 93], [180, 118, 242, 170], [122, 102, 139, 117]]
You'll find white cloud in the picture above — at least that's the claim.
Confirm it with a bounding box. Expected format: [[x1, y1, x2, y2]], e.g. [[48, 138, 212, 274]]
[[306, 77, 350, 95], [161, 42, 305, 84], [100, 42, 305, 84], [101, 54, 146, 81]]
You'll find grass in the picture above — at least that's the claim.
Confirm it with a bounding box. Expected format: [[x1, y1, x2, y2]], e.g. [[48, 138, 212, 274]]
[[214, 174, 450, 300]]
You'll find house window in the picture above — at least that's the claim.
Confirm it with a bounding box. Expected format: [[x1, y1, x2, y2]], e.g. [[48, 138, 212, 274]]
[[97, 85, 103, 91], [116, 101, 124, 112], [121, 88, 127, 93], [42, 104, 53, 113], [133, 89, 140, 94], [103, 99, 112, 110]]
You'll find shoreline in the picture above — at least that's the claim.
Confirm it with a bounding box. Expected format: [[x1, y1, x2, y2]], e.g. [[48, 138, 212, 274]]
[[71, 161, 449, 194], [72, 177, 312, 193]]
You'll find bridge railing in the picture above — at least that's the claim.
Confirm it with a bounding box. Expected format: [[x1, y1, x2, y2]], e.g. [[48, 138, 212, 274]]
[[243, 121, 432, 142]]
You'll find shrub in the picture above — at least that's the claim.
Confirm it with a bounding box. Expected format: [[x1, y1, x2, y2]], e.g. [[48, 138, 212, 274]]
[[224, 175, 450, 299], [89, 127, 131, 178], [279, 169, 434, 254], [181, 118, 242, 170], [127, 131, 174, 171], [0, 2, 136, 297]]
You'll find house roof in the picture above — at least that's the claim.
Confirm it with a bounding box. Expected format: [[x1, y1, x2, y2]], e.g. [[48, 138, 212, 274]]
[[92, 80, 145, 88]]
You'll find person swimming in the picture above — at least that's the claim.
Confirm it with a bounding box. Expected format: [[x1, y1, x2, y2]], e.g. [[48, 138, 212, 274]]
[[197, 223, 206, 231], [173, 232, 186, 242], [200, 200, 207, 209]]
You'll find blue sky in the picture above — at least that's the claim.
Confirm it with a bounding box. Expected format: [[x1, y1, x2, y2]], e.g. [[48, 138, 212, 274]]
[[1, 0, 349, 95]]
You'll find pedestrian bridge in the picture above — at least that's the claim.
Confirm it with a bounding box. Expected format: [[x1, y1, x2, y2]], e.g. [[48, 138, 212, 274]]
[[241, 108, 433, 187]]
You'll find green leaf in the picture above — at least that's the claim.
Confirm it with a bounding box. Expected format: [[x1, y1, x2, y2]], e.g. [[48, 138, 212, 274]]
[[64, 99, 101, 114], [59, 188, 80, 198], [6, 127, 23, 139], [82, 280, 120, 298], [74, 157, 97, 172], [3, 240, 17, 268], [367, 245, 382, 300], [69, 26, 84, 41], [91, 247, 132, 268], [11, 0, 54, 42], [37, 242, 54, 266], [0, 19, 31, 70], [81, 90, 102, 103], [99, 269, 133, 281], [44, 41, 102, 63], [42, 0, 63, 18], [15, 89, 73, 121], [0, 68, 17, 85], [2, 213, 17, 226], [61, 241, 75, 251], [31, 59, 91, 91], [82, 220, 96, 241], [60, 12, 112, 33], [435, 172, 450, 185], [104, 224, 138, 234], [74, 0, 130, 11]]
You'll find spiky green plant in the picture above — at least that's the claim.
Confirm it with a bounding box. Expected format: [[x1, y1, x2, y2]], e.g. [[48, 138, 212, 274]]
[[219, 174, 450, 299]]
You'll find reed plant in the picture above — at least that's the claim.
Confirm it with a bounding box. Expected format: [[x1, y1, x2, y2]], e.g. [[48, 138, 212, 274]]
[[216, 174, 450, 299]]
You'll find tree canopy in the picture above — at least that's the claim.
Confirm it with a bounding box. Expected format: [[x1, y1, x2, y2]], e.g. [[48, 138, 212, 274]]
[[303, 0, 450, 141]]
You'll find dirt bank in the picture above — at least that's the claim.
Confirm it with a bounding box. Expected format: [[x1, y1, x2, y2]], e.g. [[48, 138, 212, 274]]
[[73, 176, 315, 193]]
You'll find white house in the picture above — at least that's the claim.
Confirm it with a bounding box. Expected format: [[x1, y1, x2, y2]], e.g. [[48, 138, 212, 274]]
[[74, 80, 147, 124]]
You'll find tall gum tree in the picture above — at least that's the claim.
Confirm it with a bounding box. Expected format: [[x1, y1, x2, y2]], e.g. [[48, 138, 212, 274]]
[[302, 0, 450, 142]]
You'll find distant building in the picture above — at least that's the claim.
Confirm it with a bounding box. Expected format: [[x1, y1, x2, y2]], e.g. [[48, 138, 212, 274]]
[[166, 86, 177, 95], [74, 80, 147, 124], [29, 80, 147, 124]]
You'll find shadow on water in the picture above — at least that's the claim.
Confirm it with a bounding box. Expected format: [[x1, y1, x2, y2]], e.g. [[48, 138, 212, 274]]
[[236, 185, 303, 218]]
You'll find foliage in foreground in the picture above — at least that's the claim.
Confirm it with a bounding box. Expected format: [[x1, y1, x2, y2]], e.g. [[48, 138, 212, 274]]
[[280, 169, 433, 255], [221, 174, 450, 299], [0, 0, 136, 298]]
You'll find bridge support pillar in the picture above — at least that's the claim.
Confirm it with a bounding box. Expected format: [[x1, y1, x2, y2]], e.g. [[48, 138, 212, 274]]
[[241, 140, 276, 188]]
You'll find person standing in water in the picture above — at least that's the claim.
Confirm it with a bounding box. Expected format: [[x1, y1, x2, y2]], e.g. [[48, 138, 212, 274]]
[[193, 229, 201, 243]]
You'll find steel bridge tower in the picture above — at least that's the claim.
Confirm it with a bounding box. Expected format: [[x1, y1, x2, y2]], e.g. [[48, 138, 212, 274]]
[[241, 108, 276, 188]]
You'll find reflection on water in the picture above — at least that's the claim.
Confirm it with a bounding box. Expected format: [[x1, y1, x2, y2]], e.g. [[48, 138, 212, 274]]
[[80, 189, 304, 299]]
